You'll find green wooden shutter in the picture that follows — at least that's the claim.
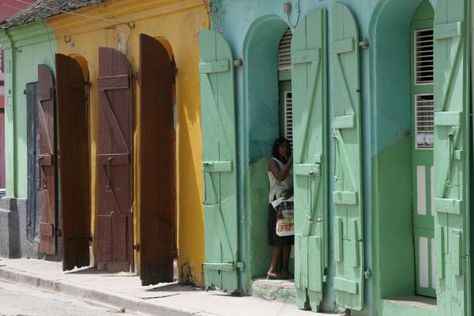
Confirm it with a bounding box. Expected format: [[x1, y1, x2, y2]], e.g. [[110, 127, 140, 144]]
[[199, 30, 240, 293], [332, 4, 364, 311], [433, 0, 470, 315], [292, 9, 327, 312]]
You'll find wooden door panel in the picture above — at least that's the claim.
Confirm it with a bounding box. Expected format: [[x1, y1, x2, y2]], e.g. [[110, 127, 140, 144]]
[[433, 0, 470, 314], [139, 34, 176, 286], [97, 47, 133, 272], [332, 4, 364, 310], [199, 30, 239, 293], [37, 64, 56, 256], [113, 215, 128, 262], [56, 54, 91, 271], [292, 9, 327, 312]]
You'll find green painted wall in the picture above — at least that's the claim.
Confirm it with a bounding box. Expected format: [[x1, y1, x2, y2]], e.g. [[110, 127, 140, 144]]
[[0, 22, 56, 198], [212, 0, 444, 314]]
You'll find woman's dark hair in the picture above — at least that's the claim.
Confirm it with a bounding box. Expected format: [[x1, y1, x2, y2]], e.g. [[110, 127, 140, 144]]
[[272, 137, 291, 162]]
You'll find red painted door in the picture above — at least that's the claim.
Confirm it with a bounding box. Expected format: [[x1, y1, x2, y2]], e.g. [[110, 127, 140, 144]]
[[97, 47, 134, 272], [56, 54, 91, 271], [37, 65, 56, 256], [139, 34, 176, 285]]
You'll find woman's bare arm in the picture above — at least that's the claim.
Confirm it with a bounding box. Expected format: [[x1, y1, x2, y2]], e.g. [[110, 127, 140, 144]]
[[268, 157, 293, 182]]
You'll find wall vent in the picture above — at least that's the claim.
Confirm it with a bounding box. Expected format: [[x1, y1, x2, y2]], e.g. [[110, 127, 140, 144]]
[[415, 28, 434, 84], [284, 91, 293, 145], [415, 94, 434, 149], [278, 28, 293, 71]]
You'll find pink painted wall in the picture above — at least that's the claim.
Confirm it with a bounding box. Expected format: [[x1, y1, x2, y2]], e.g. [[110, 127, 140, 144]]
[[0, 0, 34, 21]]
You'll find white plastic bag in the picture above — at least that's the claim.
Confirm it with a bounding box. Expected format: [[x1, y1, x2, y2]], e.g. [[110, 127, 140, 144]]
[[272, 197, 294, 237]]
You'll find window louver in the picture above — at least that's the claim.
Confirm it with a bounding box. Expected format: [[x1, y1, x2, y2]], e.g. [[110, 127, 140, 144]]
[[284, 91, 293, 145], [415, 28, 434, 84], [278, 28, 293, 71], [415, 94, 434, 149]]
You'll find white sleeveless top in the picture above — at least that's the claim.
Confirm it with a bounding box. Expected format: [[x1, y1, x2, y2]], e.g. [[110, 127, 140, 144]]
[[268, 157, 293, 203]]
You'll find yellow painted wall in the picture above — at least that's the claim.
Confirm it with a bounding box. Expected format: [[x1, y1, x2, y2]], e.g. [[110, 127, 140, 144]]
[[48, 0, 208, 286]]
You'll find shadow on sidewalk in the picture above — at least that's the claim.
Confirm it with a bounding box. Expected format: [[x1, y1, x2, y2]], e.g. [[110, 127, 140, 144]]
[[64, 267, 104, 275], [64, 266, 137, 277], [146, 282, 198, 292]]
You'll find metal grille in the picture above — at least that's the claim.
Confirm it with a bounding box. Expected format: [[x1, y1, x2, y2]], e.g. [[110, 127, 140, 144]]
[[284, 91, 293, 145], [415, 28, 434, 84], [415, 94, 434, 149], [278, 28, 293, 71]]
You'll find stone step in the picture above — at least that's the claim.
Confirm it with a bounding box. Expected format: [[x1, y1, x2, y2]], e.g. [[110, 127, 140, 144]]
[[251, 278, 296, 303], [383, 296, 436, 316]]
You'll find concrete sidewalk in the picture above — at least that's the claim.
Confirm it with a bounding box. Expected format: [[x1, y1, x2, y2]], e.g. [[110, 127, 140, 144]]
[[0, 258, 335, 316]]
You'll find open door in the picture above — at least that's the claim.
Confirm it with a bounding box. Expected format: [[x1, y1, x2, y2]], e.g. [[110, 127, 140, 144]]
[[56, 54, 91, 271], [199, 30, 240, 293], [139, 34, 176, 285], [291, 9, 327, 311], [332, 4, 364, 311], [96, 47, 134, 272], [37, 65, 57, 256], [26, 82, 40, 242], [433, 0, 470, 314]]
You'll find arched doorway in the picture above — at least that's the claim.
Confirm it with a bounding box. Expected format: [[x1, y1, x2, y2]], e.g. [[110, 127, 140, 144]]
[[371, 0, 471, 313], [242, 15, 292, 283], [371, 0, 426, 300]]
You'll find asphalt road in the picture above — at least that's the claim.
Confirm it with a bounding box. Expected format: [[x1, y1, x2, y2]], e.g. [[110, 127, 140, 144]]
[[0, 279, 140, 316]]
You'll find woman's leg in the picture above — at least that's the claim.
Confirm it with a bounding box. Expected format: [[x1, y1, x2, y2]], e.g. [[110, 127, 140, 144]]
[[268, 246, 282, 276], [281, 245, 291, 273]]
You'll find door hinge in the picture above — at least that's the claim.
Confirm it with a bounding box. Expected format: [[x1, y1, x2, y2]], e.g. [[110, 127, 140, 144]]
[[133, 244, 140, 251], [133, 72, 140, 82], [56, 229, 62, 237], [236, 261, 245, 271], [359, 40, 369, 49], [171, 59, 178, 84], [233, 59, 243, 67], [364, 269, 372, 279]]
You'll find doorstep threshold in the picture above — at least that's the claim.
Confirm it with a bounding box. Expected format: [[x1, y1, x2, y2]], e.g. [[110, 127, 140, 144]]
[[383, 295, 436, 316], [252, 278, 296, 303]]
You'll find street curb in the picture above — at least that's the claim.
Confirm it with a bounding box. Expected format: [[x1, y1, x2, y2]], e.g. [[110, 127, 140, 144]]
[[0, 267, 210, 316]]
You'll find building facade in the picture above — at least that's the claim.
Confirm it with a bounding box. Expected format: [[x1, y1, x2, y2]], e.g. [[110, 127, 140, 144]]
[[0, 0, 209, 287], [0, 0, 472, 315], [198, 0, 473, 315]]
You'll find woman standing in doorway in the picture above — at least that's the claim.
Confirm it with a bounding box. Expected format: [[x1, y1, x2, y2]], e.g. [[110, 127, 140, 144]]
[[267, 138, 294, 279]]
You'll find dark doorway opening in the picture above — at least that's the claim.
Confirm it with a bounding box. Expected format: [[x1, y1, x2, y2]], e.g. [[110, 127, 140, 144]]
[[26, 82, 40, 243]]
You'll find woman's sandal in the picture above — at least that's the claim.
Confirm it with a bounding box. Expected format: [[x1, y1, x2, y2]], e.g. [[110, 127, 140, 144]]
[[267, 272, 278, 280]]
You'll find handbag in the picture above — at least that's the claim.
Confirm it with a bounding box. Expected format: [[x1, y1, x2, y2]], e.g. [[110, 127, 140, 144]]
[[272, 197, 294, 237]]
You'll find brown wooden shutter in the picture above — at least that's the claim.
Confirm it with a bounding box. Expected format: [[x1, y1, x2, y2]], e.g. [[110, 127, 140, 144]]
[[139, 34, 176, 285], [56, 54, 91, 271], [37, 64, 57, 256], [97, 47, 134, 272]]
